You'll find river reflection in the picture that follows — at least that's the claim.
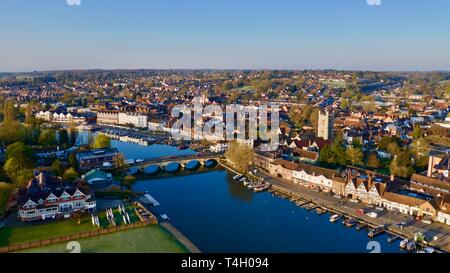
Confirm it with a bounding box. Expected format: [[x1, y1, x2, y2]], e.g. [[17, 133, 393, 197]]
[[133, 171, 402, 253]]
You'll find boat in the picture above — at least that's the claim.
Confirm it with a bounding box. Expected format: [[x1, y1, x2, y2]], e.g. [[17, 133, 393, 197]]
[[424, 247, 435, 253], [344, 218, 357, 228], [406, 241, 417, 251], [253, 183, 270, 192], [356, 222, 367, 231], [233, 174, 243, 181], [330, 214, 342, 223], [368, 226, 385, 238], [387, 235, 400, 244], [366, 212, 379, 219], [315, 208, 327, 215], [124, 159, 135, 165], [160, 214, 170, 221], [178, 145, 189, 150], [399, 239, 409, 249]]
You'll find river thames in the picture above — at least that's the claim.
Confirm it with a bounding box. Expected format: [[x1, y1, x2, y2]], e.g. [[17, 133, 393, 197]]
[[80, 132, 403, 253]]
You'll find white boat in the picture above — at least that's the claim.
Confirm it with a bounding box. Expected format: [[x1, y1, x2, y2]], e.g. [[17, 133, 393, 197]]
[[330, 214, 342, 223], [406, 241, 417, 251], [424, 247, 435, 253], [399, 239, 409, 249], [136, 159, 144, 163], [161, 214, 170, 221], [233, 174, 243, 181], [367, 212, 378, 219]]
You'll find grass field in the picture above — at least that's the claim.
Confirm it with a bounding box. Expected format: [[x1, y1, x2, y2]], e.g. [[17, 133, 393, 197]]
[[17, 226, 189, 253], [0, 216, 95, 247], [319, 79, 347, 88], [0, 205, 141, 246]]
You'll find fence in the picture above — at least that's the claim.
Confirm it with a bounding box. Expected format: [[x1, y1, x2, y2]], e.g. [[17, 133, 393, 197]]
[[0, 221, 152, 253]]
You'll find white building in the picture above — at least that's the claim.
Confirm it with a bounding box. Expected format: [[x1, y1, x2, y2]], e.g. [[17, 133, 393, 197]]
[[118, 112, 148, 128]]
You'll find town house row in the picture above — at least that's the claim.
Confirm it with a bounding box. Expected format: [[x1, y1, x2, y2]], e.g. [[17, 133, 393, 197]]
[[255, 151, 450, 225]]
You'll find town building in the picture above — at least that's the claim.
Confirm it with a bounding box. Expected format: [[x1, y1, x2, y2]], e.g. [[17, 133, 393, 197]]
[[76, 148, 122, 171], [118, 112, 148, 128], [17, 172, 96, 222], [97, 111, 120, 125]]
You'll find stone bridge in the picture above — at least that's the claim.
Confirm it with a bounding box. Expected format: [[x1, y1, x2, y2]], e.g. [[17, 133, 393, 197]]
[[127, 153, 223, 170]]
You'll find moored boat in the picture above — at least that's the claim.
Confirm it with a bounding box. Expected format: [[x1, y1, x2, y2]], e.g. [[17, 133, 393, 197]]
[[356, 222, 367, 231], [330, 214, 342, 223], [368, 226, 385, 238], [399, 239, 409, 249]]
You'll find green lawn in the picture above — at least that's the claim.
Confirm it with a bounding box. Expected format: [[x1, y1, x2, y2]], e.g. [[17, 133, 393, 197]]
[[0, 206, 140, 246], [319, 79, 347, 88], [0, 216, 95, 247], [440, 80, 450, 85], [17, 226, 188, 253]]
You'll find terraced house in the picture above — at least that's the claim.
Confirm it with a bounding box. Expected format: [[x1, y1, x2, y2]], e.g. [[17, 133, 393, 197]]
[[17, 172, 96, 222]]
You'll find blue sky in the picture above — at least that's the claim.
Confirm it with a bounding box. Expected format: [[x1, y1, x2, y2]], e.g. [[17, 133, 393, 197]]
[[1, 0, 449, 72]]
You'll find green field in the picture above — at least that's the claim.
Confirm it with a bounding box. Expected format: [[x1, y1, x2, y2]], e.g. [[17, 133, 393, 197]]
[[17, 226, 188, 253], [319, 79, 347, 88], [0, 217, 95, 247], [0, 206, 140, 246]]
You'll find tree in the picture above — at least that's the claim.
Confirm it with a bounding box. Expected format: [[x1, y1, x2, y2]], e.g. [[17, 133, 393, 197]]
[[3, 157, 22, 182], [5, 142, 35, 170], [63, 167, 79, 182], [346, 146, 364, 166], [225, 141, 254, 172], [58, 129, 70, 148], [331, 137, 348, 166], [387, 142, 401, 156], [389, 149, 414, 178], [123, 175, 136, 188], [92, 134, 111, 149], [367, 153, 381, 169], [68, 153, 78, 170], [318, 144, 335, 165], [412, 125, 424, 139], [39, 129, 57, 147], [2, 100, 17, 124], [52, 159, 63, 177], [0, 182, 11, 217], [377, 136, 400, 151]]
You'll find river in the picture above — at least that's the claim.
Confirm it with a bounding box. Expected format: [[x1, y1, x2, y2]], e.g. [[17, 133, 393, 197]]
[[79, 131, 402, 253]]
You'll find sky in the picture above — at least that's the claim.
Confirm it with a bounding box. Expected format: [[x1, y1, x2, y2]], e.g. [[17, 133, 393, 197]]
[[0, 0, 449, 72]]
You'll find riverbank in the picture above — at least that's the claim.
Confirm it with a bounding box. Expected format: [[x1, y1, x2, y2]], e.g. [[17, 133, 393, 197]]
[[257, 169, 450, 252], [161, 222, 201, 253]]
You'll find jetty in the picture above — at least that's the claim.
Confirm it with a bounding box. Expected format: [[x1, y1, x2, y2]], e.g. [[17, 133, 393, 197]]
[[140, 193, 160, 206]]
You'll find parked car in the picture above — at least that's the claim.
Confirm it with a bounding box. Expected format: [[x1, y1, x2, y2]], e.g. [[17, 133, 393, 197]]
[[395, 222, 407, 229]]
